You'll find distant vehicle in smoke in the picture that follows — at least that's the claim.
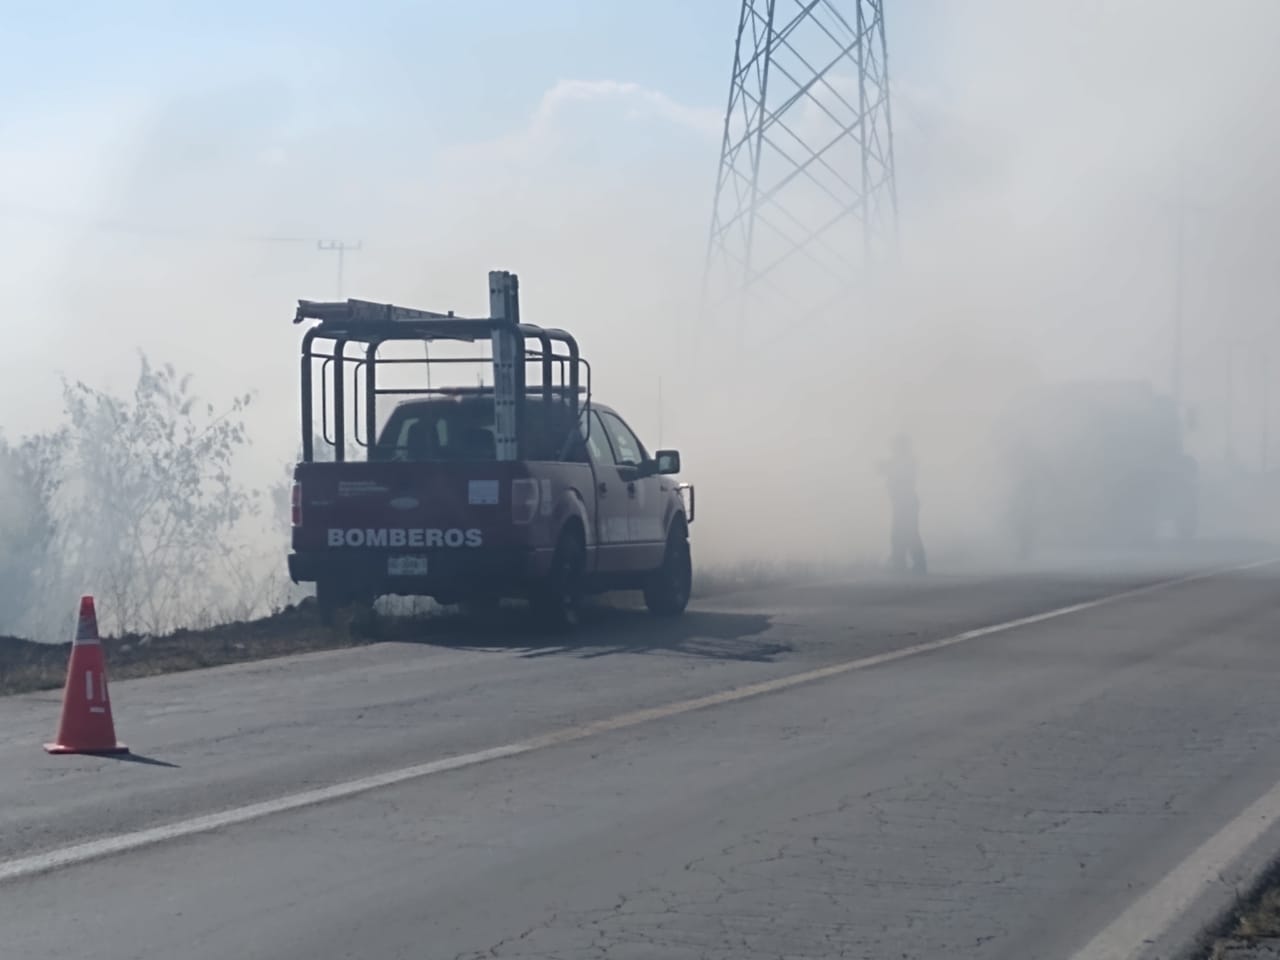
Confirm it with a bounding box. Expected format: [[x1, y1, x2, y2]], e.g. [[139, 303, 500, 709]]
[[999, 379, 1198, 558]]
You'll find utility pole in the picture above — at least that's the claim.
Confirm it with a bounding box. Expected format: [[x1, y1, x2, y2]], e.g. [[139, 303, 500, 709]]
[[1262, 335, 1270, 473], [1225, 341, 1235, 465], [317, 239, 361, 299], [702, 0, 899, 332], [657, 377, 664, 449], [1172, 185, 1185, 412]]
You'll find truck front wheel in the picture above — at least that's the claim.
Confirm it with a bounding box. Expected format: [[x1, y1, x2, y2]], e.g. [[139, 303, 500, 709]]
[[532, 528, 585, 632], [645, 522, 692, 617]]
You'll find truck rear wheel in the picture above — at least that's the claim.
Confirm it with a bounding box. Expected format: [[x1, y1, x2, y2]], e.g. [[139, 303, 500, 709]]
[[315, 580, 374, 628], [315, 579, 341, 626], [532, 528, 585, 632], [645, 522, 692, 617], [460, 595, 501, 619]]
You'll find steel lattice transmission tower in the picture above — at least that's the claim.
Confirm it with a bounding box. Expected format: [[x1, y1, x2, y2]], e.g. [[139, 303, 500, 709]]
[[703, 0, 899, 331]]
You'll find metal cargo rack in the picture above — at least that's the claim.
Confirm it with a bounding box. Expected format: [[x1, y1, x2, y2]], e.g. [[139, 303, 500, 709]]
[[294, 270, 591, 463]]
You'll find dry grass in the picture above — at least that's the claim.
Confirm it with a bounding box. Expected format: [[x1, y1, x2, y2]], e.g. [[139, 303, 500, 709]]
[[1237, 889, 1280, 940], [0, 602, 378, 697], [1205, 879, 1280, 959]]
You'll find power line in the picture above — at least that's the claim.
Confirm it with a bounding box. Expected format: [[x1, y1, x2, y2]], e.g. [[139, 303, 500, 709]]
[[0, 201, 329, 246]]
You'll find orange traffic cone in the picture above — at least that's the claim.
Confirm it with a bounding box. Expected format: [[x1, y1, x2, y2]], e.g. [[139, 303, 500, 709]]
[[44, 596, 128, 755]]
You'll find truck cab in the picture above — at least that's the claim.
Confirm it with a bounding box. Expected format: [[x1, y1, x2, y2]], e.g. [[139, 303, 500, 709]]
[[286, 270, 695, 628]]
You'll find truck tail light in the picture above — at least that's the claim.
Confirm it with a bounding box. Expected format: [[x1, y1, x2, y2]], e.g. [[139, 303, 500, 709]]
[[511, 478, 539, 525], [291, 482, 302, 527]]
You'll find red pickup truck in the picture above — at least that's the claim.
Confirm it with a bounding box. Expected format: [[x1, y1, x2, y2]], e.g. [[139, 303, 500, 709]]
[[287, 271, 695, 629]]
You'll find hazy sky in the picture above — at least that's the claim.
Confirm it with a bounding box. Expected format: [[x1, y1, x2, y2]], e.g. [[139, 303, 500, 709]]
[[0, 2, 943, 127], [0, 0, 942, 442]]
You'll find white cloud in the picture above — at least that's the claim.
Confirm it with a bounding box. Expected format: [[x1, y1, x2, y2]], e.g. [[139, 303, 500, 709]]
[[530, 79, 721, 139]]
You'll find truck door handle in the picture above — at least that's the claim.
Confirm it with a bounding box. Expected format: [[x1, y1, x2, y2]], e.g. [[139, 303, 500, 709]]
[[598, 481, 609, 494], [627, 482, 636, 496]]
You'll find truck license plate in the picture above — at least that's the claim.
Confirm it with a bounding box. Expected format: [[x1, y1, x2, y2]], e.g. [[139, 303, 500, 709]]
[[387, 555, 428, 576]]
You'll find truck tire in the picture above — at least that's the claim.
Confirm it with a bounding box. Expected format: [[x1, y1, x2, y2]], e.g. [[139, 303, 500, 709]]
[[644, 521, 692, 617], [315, 580, 340, 626], [315, 580, 374, 628], [460, 595, 501, 619], [532, 528, 585, 631]]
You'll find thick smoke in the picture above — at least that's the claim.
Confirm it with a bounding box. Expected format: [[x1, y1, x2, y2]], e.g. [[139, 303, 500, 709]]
[[683, 0, 1280, 566], [2, 0, 1279, 626]]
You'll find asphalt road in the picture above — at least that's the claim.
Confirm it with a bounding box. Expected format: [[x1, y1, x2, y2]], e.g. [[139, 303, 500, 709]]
[[3, 546, 1280, 960]]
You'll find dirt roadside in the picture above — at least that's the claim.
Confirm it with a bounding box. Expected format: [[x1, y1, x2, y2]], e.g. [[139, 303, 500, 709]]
[[0, 561, 836, 697], [0, 602, 372, 697]]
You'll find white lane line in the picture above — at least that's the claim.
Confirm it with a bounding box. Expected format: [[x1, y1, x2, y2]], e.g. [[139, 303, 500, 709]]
[[1069, 778, 1280, 960], [1, 559, 1274, 886]]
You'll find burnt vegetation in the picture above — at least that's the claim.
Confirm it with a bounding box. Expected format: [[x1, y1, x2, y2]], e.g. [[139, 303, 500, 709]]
[[0, 354, 301, 644]]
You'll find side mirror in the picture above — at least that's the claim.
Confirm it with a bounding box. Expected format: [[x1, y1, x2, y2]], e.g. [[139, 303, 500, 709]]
[[655, 449, 681, 475]]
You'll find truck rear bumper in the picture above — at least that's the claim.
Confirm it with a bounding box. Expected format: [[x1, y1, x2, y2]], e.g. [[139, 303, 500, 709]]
[[288, 547, 552, 599]]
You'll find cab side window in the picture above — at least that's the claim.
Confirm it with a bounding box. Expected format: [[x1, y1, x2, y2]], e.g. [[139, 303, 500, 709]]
[[598, 411, 647, 468], [579, 411, 614, 465], [547, 405, 590, 463]]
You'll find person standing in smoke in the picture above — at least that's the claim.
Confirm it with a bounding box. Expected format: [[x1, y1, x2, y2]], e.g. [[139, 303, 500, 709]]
[[881, 434, 927, 575]]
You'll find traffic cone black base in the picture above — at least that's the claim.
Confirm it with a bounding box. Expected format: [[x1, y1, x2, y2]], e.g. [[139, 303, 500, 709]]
[[44, 743, 130, 756]]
